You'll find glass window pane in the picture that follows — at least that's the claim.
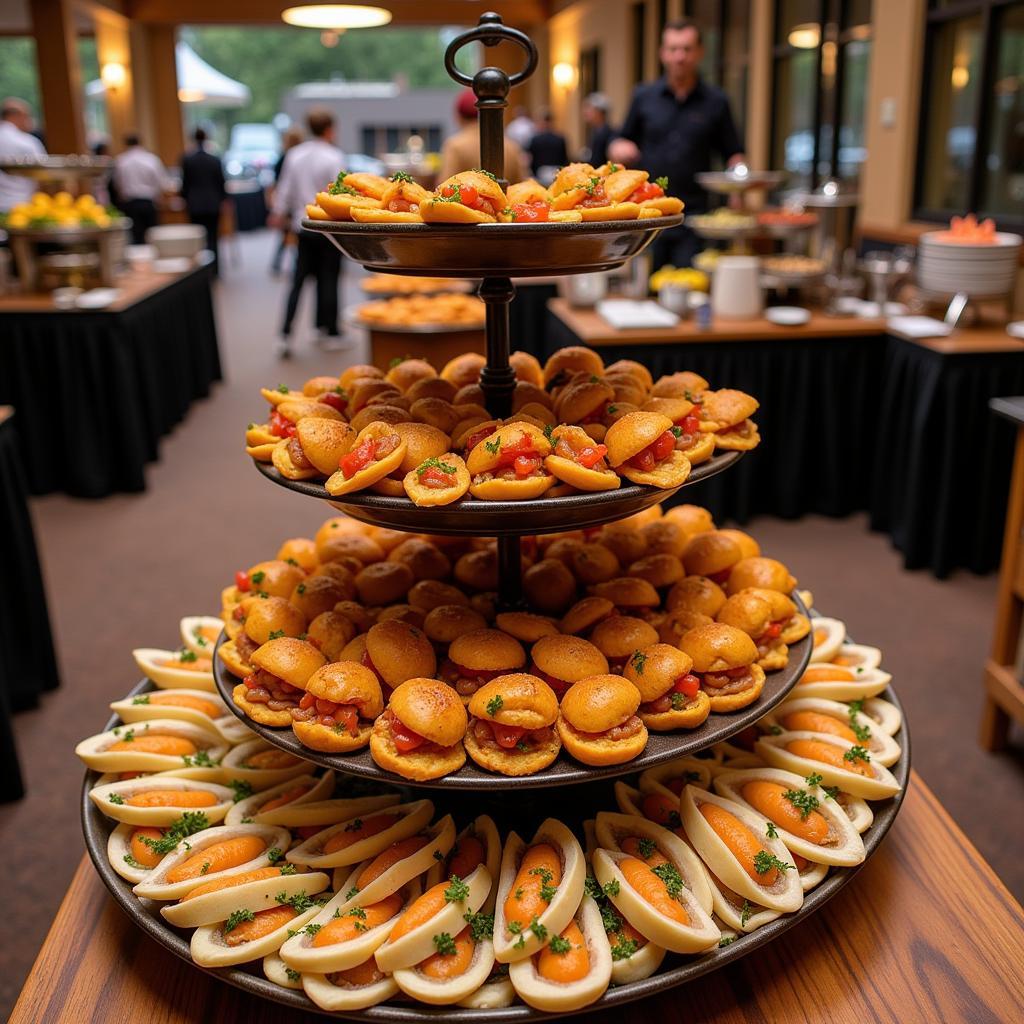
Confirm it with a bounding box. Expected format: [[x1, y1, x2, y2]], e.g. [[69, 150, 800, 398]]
[[688, 0, 721, 82], [772, 49, 818, 187], [979, 4, 1024, 218], [919, 14, 983, 212], [0, 38, 40, 117], [837, 37, 871, 183], [722, 0, 750, 126]]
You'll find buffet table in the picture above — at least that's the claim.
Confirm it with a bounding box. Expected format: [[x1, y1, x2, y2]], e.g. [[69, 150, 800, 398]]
[[13, 773, 1024, 1023], [0, 263, 221, 497], [547, 300, 1024, 576]]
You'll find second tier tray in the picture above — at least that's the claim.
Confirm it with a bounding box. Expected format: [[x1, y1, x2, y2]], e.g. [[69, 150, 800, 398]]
[[213, 599, 812, 791], [255, 450, 741, 536]]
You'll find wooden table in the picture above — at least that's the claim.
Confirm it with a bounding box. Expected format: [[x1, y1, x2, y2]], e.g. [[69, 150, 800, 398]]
[[11, 772, 1024, 1024], [981, 396, 1024, 750]]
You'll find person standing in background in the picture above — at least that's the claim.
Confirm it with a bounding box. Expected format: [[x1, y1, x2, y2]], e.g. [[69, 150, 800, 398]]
[[0, 98, 45, 212], [269, 126, 303, 276], [506, 105, 536, 150], [609, 18, 745, 268], [582, 93, 615, 168], [527, 109, 569, 184], [440, 90, 527, 184], [270, 109, 345, 358], [113, 134, 170, 245], [180, 127, 226, 273]]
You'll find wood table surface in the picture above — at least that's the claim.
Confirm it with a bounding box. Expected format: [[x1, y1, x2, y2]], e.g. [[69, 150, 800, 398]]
[[11, 770, 1024, 1024], [548, 298, 1024, 355]]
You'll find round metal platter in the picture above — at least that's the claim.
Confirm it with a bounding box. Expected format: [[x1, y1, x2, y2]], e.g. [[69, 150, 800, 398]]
[[345, 310, 485, 335], [301, 215, 682, 278], [82, 670, 910, 1021], [253, 450, 742, 537], [211, 591, 810, 790]]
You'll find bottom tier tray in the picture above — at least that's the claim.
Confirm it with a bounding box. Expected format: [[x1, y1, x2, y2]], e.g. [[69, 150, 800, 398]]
[[81, 676, 909, 1021]]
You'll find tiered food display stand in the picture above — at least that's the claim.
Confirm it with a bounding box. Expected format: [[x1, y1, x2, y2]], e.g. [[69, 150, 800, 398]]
[[80, 14, 909, 1019]]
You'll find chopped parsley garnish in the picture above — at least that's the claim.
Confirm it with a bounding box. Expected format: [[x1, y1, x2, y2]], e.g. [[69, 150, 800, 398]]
[[240, 817, 254, 824], [753, 851, 793, 875], [850, 719, 872, 743], [670, 692, 688, 710], [268, 629, 285, 641], [285, 967, 301, 982], [486, 694, 504, 716], [607, 404, 618, 414], [515, 739, 530, 753], [740, 900, 753, 926], [251, 570, 266, 585], [473, 168, 499, 182], [278, 864, 297, 875], [670, 426, 683, 438], [302, 922, 322, 937], [181, 750, 215, 768], [823, 785, 840, 800], [539, 881, 557, 902], [655, 176, 669, 190], [805, 772, 824, 788], [276, 890, 317, 913], [589, 374, 600, 383], [138, 811, 210, 854], [444, 875, 470, 903], [296, 583, 306, 595], [390, 171, 414, 183], [276, 384, 290, 394], [769, 724, 783, 735], [548, 934, 573, 954], [224, 909, 255, 933], [843, 745, 871, 765], [514, 886, 523, 900], [630, 651, 647, 675], [719, 935, 735, 947], [229, 779, 253, 803], [328, 170, 359, 196], [267, 847, 285, 864], [610, 937, 639, 960], [602, 879, 620, 897], [666, 810, 683, 830], [108, 793, 125, 805], [132, 694, 150, 705], [503, 206, 517, 221], [122, 853, 145, 869], [464, 911, 494, 941], [417, 456, 457, 477], [542, 423, 555, 441], [345, 886, 360, 900], [178, 649, 198, 663], [199, 861, 211, 875], [344, 818, 363, 832], [285, 557, 300, 567], [484, 437, 501, 454], [433, 931, 458, 956], [600, 902, 623, 934], [652, 862, 685, 900], [782, 788, 819, 820], [766, 821, 779, 839], [436, 182, 462, 204], [119, 729, 136, 743], [637, 837, 657, 859]]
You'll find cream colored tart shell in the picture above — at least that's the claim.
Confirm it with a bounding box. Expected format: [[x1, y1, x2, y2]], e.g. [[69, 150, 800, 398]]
[[698, 865, 781, 933], [680, 785, 803, 914], [754, 731, 901, 800], [492, 818, 586, 964], [107, 821, 157, 884], [180, 615, 225, 658], [224, 773, 336, 825], [612, 781, 645, 817], [332, 815, 457, 913], [89, 776, 234, 827], [639, 757, 714, 793], [424, 815, 502, 914], [301, 967, 399, 1011], [190, 899, 325, 967], [837, 792, 874, 833], [592, 848, 720, 954], [220, 739, 309, 791], [593, 811, 714, 914], [75, 719, 228, 774], [375, 863, 491, 973], [161, 868, 331, 928], [807, 618, 845, 663], [133, 648, 216, 692], [262, 951, 304, 989], [279, 879, 421, 974], [508, 896, 613, 1012], [798, 859, 829, 892], [393, 935, 496, 1006], [761, 697, 902, 766], [712, 767, 866, 867], [861, 696, 902, 736], [834, 642, 883, 670], [287, 799, 434, 869], [610, 937, 667, 984], [456, 975, 516, 1009], [109, 688, 229, 732], [133, 823, 291, 901], [248, 793, 401, 829], [790, 667, 893, 703]]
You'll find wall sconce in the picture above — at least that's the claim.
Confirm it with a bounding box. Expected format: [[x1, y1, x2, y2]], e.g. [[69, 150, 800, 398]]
[[552, 62, 578, 89], [100, 62, 127, 90], [951, 65, 970, 89], [788, 24, 820, 49]]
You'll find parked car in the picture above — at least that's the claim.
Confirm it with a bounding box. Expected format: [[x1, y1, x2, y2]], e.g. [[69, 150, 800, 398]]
[[224, 123, 280, 185]]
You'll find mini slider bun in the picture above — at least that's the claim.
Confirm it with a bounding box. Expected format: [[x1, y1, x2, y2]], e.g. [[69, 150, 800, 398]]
[[493, 818, 586, 963], [727, 556, 797, 595], [494, 611, 560, 643], [366, 619, 437, 690], [465, 674, 561, 776], [605, 411, 672, 467], [531, 634, 609, 696], [291, 661, 384, 753], [543, 346, 604, 387], [624, 643, 712, 731], [557, 675, 647, 766], [679, 622, 765, 712], [370, 678, 468, 781]]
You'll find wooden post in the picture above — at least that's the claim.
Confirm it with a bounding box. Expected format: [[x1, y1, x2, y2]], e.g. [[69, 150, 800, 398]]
[[92, 7, 135, 154], [28, 0, 86, 154], [130, 23, 184, 167], [745, 0, 773, 169]]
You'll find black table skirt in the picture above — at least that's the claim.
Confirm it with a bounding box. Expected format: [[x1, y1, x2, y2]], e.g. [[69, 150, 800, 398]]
[[232, 188, 268, 232], [869, 338, 1024, 577], [511, 283, 559, 359], [546, 310, 1023, 577], [0, 266, 221, 497]]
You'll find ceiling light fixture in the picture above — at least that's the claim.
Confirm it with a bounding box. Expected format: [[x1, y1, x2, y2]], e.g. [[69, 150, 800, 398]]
[[788, 23, 821, 49], [281, 5, 392, 30]]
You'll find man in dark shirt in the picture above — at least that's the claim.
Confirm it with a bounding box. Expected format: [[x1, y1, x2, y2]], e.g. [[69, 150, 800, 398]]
[[527, 109, 570, 184], [180, 127, 226, 273], [610, 18, 745, 269], [582, 93, 616, 168]]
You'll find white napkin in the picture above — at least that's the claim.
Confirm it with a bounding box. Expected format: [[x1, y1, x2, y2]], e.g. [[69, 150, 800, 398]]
[[886, 315, 953, 339], [596, 300, 680, 329]]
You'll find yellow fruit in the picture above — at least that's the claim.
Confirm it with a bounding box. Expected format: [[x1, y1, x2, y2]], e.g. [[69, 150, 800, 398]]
[[6, 213, 28, 229], [55, 191, 74, 207]]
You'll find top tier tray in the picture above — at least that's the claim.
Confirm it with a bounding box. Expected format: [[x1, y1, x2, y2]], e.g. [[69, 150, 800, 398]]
[[256, 450, 740, 537]]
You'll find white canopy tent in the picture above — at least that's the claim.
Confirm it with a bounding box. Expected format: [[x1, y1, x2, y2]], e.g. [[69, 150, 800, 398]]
[[86, 42, 251, 108]]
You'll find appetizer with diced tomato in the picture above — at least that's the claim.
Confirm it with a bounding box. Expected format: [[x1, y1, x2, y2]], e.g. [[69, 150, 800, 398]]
[[605, 410, 692, 488], [233, 636, 327, 727], [678, 622, 766, 713], [698, 388, 761, 451], [403, 453, 471, 506], [625, 643, 712, 731], [422, 170, 508, 224], [326, 421, 407, 497], [466, 421, 555, 500], [351, 171, 432, 223], [548, 163, 642, 222], [543, 424, 620, 491], [315, 170, 390, 221], [289, 661, 383, 753]]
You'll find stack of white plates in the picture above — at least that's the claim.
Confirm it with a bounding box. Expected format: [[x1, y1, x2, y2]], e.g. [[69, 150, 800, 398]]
[[917, 230, 1021, 298]]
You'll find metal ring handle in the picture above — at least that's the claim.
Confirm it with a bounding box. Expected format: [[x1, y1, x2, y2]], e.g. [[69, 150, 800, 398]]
[[443, 11, 538, 89]]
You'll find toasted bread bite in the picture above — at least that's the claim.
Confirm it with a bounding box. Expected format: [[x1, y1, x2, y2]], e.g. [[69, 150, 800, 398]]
[[559, 596, 617, 635], [746, 587, 811, 645], [682, 531, 744, 583], [422, 171, 507, 224], [234, 638, 327, 727], [326, 422, 407, 496], [466, 421, 555, 500], [465, 674, 561, 775], [368, 422, 449, 497], [678, 623, 766, 712], [544, 425, 620, 492], [370, 678, 468, 780], [493, 611, 560, 643], [441, 629, 526, 702], [292, 662, 384, 752], [590, 615, 660, 673], [699, 389, 761, 451], [362, 619, 437, 695], [530, 634, 610, 698], [557, 675, 647, 765], [625, 644, 712, 730], [605, 411, 691, 488], [717, 590, 789, 671], [423, 604, 490, 651], [727, 556, 798, 595]]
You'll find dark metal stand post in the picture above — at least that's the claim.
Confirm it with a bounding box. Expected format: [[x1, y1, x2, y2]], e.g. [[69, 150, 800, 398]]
[[497, 534, 524, 608], [478, 276, 517, 420]]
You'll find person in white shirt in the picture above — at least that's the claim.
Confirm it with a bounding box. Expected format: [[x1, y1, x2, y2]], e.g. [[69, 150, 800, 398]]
[[270, 109, 345, 357], [506, 105, 536, 149], [0, 97, 46, 212], [113, 134, 170, 244]]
